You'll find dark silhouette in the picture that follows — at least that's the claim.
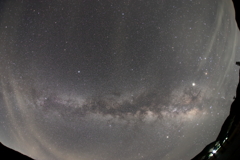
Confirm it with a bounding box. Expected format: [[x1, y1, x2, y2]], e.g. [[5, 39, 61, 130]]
[[215, 69, 240, 145], [192, 66, 240, 160], [191, 1, 240, 159], [0, 142, 34, 160], [232, 0, 240, 29], [1, 1, 240, 160]]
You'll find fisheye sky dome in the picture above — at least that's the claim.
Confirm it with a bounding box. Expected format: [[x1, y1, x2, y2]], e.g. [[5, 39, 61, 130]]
[[0, 0, 240, 160]]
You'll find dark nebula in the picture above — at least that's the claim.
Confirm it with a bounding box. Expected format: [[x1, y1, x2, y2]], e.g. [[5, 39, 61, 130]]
[[0, 0, 240, 160]]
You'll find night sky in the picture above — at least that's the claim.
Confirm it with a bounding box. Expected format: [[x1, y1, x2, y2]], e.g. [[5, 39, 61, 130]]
[[0, 0, 240, 160]]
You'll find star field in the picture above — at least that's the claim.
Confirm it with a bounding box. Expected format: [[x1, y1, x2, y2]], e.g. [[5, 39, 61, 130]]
[[0, 0, 240, 160]]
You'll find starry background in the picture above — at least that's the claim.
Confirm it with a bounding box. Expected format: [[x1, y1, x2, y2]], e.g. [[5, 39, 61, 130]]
[[0, 0, 240, 160]]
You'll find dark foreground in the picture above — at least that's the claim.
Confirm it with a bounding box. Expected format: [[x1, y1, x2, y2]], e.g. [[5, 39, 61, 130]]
[[0, 142, 34, 160]]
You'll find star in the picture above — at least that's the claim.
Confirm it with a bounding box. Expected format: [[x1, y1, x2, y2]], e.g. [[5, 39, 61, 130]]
[[0, 1, 238, 160]]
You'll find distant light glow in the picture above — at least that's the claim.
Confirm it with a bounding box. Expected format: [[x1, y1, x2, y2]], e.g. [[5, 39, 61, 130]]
[[209, 153, 214, 158], [0, 1, 238, 160]]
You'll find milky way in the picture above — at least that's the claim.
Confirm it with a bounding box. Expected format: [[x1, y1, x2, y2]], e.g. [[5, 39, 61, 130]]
[[0, 0, 240, 160]]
